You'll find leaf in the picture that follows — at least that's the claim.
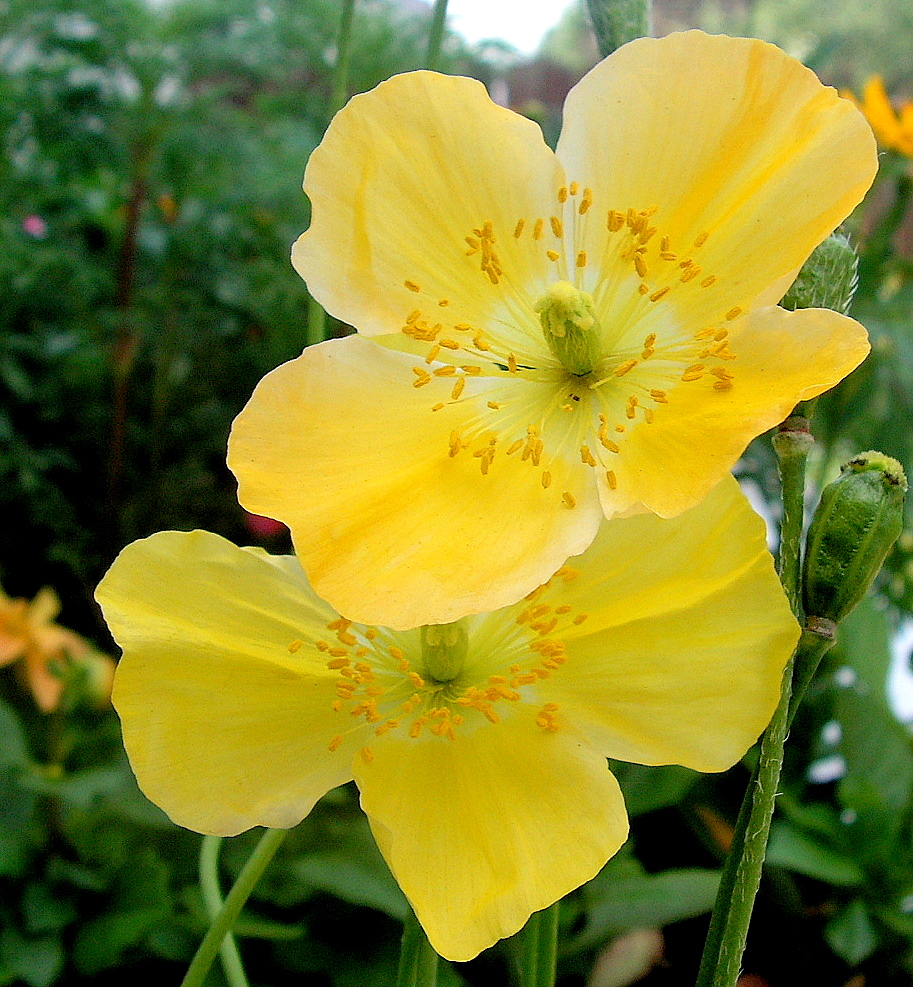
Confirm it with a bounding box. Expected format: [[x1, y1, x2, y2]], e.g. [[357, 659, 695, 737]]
[[825, 899, 880, 965], [290, 852, 408, 921], [765, 821, 864, 886], [0, 699, 30, 768], [609, 762, 700, 817], [0, 928, 63, 987], [570, 858, 720, 952]]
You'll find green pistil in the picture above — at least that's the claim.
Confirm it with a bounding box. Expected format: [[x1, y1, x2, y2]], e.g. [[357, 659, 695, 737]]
[[534, 281, 602, 376], [420, 621, 469, 683]]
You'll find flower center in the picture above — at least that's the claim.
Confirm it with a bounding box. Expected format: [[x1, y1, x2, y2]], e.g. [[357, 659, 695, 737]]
[[420, 620, 468, 683], [534, 280, 601, 376], [311, 571, 589, 761]]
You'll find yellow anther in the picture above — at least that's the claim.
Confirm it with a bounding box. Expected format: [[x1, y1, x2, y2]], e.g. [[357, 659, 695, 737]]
[[533, 218, 544, 240], [389, 645, 405, 661], [558, 186, 568, 203], [409, 718, 427, 739], [660, 236, 670, 252], [550, 216, 563, 238], [438, 299, 450, 307], [573, 613, 589, 625], [454, 323, 472, 331], [451, 377, 465, 400], [473, 333, 490, 351], [580, 444, 598, 467], [425, 344, 441, 364], [433, 366, 455, 377], [530, 605, 551, 618], [287, 640, 302, 654], [327, 657, 350, 670], [514, 218, 525, 238], [650, 389, 668, 402], [634, 253, 648, 278], [487, 401, 501, 410], [536, 617, 558, 636], [404, 280, 421, 292], [681, 265, 701, 282], [439, 338, 460, 350], [328, 647, 349, 658], [507, 353, 518, 374], [576, 251, 587, 268], [506, 438, 524, 455], [337, 630, 357, 645], [713, 379, 734, 391], [562, 491, 576, 509], [694, 327, 716, 340], [375, 720, 399, 736], [315, 640, 330, 652], [365, 628, 377, 640], [554, 605, 572, 615], [569, 181, 579, 196], [660, 251, 677, 261], [406, 309, 421, 323], [360, 746, 375, 763], [644, 408, 655, 423], [614, 359, 638, 377], [328, 735, 343, 752], [700, 275, 716, 288], [714, 329, 728, 341], [408, 671, 425, 689], [546, 250, 559, 261], [483, 706, 501, 724], [725, 306, 743, 321], [694, 231, 709, 247], [579, 188, 593, 214], [460, 365, 482, 375], [541, 471, 552, 489], [327, 618, 351, 631], [607, 210, 625, 232], [650, 286, 671, 302], [431, 402, 445, 411], [638, 283, 650, 295], [412, 366, 430, 379], [599, 432, 620, 454], [556, 565, 579, 580]]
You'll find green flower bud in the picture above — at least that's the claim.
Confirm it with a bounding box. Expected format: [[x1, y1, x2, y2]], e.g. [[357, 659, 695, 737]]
[[780, 232, 859, 314], [802, 452, 907, 623]]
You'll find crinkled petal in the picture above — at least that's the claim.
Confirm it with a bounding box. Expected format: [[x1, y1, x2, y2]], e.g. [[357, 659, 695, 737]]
[[294, 70, 563, 354], [599, 305, 870, 518], [96, 531, 361, 835], [532, 476, 797, 770], [354, 708, 628, 962], [557, 32, 877, 327], [228, 336, 603, 628]]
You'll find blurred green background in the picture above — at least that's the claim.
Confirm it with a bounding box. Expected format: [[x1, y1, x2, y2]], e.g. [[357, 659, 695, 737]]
[[2, 0, 913, 984]]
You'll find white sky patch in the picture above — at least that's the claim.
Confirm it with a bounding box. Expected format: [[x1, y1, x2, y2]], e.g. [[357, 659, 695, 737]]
[[443, 0, 578, 53]]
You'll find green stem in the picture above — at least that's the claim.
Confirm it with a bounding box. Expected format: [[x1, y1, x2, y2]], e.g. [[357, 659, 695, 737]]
[[424, 0, 449, 72], [329, 0, 357, 118], [585, 0, 652, 57], [199, 835, 249, 987], [694, 422, 810, 987], [395, 907, 439, 987], [518, 902, 560, 987], [181, 828, 287, 987]]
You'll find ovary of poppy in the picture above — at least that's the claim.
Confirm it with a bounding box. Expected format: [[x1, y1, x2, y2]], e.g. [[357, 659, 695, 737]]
[[96, 476, 798, 963], [228, 30, 877, 629]]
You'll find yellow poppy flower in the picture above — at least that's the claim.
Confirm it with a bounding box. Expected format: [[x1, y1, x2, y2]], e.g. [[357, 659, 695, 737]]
[[229, 32, 876, 629], [96, 477, 798, 962], [848, 76, 913, 159]]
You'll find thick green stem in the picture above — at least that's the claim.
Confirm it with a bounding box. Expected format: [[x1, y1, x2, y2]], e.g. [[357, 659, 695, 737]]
[[585, 0, 652, 57], [424, 0, 449, 72], [395, 907, 439, 987], [181, 828, 287, 987], [199, 835, 249, 987], [518, 902, 560, 987], [694, 421, 810, 987]]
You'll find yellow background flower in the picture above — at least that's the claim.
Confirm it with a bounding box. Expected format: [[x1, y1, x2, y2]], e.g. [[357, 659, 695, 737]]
[[848, 76, 913, 159], [97, 477, 798, 962], [229, 31, 876, 629]]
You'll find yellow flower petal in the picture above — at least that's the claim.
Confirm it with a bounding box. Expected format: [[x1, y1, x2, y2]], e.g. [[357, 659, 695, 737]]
[[524, 476, 797, 770], [294, 70, 564, 350], [557, 32, 877, 324], [597, 305, 870, 518], [354, 708, 628, 962], [228, 336, 603, 628], [96, 530, 359, 835]]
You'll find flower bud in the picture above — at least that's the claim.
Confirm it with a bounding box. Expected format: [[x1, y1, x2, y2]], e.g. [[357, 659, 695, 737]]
[[780, 232, 859, 314], [802, 452, 907, 622]]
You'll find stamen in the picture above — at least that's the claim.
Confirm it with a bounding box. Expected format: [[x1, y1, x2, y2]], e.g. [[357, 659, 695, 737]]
[[725, 306, 743, 321], [558, 186, 568, 203], [360, 746, 375, 763], [562, 491, 576, 509], [404, 280, 421, 293], [650, 286, 671, 302], [287, 640, 302, 654], [451, 377, 465, 400], [634, 253, 648, 278], [533, 218, 544, 240], [694, 231, 709, 247], [576, 251, 587, 268], [541, 470, 552, 488], [579, 188, 593, 214], [569, 181, 579, 195], [328, 735, 343, 752], [514, 219, 525, 238], [607, 210, 625, 232], [605, 469, 617, 489], [614, 359, 638, 377], [700, 275, 716, 288]]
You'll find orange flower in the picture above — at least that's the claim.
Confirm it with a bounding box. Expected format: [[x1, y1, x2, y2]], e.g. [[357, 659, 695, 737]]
[[0, 585, 113, 711], [848, 76, 913, 159]]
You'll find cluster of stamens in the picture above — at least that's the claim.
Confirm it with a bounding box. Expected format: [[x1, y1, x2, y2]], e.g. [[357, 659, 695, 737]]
[[300, 567, 587, 763], [395, 183, 745, 502]]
